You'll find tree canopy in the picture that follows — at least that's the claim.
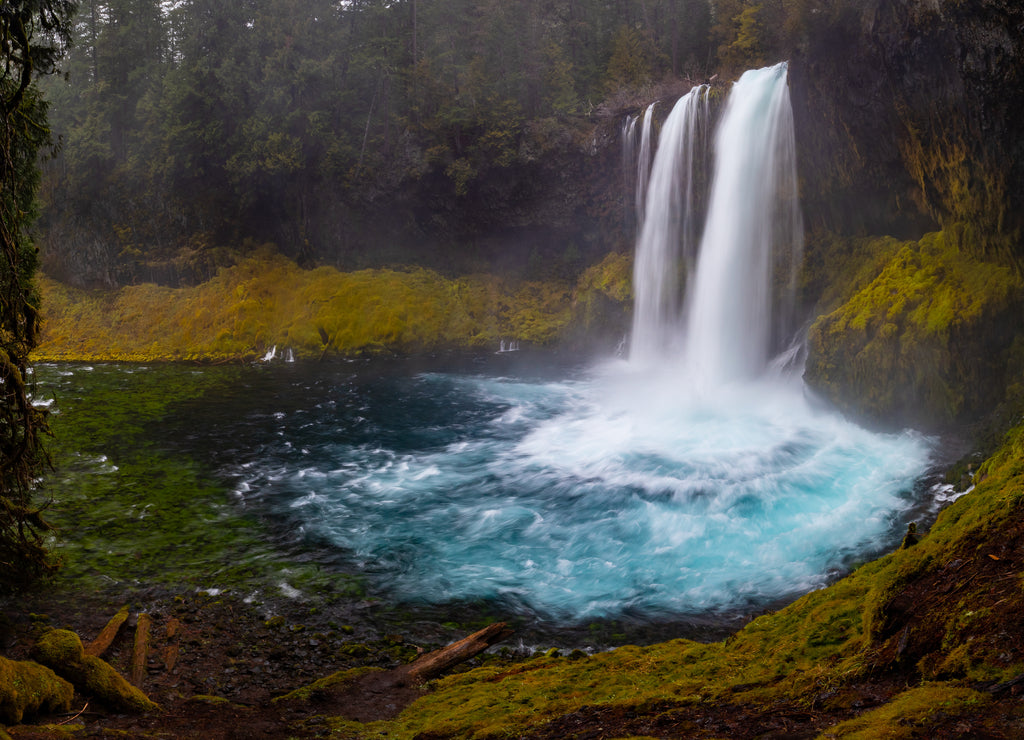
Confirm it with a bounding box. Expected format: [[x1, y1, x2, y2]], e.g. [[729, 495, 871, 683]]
[[37, 0, 802, 288]]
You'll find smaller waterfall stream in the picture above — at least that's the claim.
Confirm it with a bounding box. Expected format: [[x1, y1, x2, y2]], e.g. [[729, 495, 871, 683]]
[[630, 86, 710, 363], [635, 102, 657, 229]]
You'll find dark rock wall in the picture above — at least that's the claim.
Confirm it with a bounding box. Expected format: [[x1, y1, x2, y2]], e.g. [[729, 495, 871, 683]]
[[791, 0, 1024, 255], [792, 0, 1024, 430]]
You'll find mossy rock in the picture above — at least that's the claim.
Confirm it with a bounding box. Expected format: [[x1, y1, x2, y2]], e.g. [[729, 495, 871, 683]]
[[821, 684, 991, 738], [273, 666, 384, 704], [805, 228, 1023, 428], [564, 251, 633, 350], [34, 629, 160, 714], [0, 655, 74, 724]]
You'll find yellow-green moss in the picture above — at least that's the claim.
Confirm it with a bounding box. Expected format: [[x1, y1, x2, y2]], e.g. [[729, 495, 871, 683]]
[[816, 685, 990, 739], [561, 251, 634, 345], [273, 666, 383, 704], [32, 254, 592, 363], [186, 695, 233, 706], [0, 655, 73, 724], [805, 228, 1023, 425], [34, 629, 159, 714], [5, 723, 85, 738]]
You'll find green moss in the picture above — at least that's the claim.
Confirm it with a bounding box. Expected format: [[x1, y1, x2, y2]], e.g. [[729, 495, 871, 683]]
[[34, 629, 159, 714], [33, 253, 607, 363], [273, 666, 383, 704], [0, 655, 74, 724], [817, 685, 990, 738], [6, 724, 85, 738], [805, 227, 1023, 426], [186, 695, 235, 706], [565, 251, 633, 345]]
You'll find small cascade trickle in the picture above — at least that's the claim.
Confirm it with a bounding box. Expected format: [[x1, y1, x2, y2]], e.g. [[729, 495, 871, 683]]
[[261, 345, 277, 362], [634, 102, 657, 230], [621, 114, 639, 228]]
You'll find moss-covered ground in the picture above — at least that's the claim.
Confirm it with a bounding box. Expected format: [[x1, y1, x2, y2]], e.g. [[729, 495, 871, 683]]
[[32, 250, 633, 363]]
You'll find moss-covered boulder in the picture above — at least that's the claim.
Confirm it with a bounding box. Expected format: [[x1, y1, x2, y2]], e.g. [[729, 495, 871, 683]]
[[33, 629, 159, 714], [805, 228, 1023, 428], [0, 655, 74, 724]]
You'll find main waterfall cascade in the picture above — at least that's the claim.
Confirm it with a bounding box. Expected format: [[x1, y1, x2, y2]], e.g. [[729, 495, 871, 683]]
[[629, 63, 801, 376], [139, 63, 942, 628]]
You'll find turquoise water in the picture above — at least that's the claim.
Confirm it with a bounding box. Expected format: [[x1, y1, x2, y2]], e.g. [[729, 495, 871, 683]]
[[35, 355, 936, 629]]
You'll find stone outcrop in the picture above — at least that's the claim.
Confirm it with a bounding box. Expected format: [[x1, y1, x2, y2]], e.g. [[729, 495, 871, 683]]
[[790, 0, 1024, 427]]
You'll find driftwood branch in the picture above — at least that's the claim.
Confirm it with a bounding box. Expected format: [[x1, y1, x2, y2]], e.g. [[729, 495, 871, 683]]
[[85, 606, 129, 658], [162, 617, 181, 673], [395, 622, 513, 686], [130, 614, 152, 686]]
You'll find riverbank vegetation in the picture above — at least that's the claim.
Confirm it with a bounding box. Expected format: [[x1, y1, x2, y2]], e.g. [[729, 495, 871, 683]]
[[32, 249, 633, 362]]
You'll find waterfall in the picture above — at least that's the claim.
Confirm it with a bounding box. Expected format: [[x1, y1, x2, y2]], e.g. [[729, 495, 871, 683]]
[[630, 85, 710, 364], [634, 102, 657, 230], [621, 114, 638, 229], [629, 63, 802, 384], [621, 101, 658, 236], [684, 63, 802, 385]]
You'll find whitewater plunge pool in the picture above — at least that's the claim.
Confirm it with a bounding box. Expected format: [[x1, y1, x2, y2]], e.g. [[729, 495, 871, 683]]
[[35, 353, 948, 643]]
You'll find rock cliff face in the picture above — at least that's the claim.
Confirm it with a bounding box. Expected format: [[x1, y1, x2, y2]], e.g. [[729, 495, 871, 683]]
[[791, 0, 1024, 429], [790, 0, 1024, 250]]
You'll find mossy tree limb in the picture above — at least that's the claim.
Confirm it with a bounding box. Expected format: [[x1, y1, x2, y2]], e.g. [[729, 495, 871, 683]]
[[34, 629, 160, 714], [0, 0, 75, 594]]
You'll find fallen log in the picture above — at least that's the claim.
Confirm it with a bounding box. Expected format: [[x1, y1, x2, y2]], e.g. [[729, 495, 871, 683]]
[[395, 622, 513, 686], [130, 614, 152, 686], [85, 606, 129, 658]]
